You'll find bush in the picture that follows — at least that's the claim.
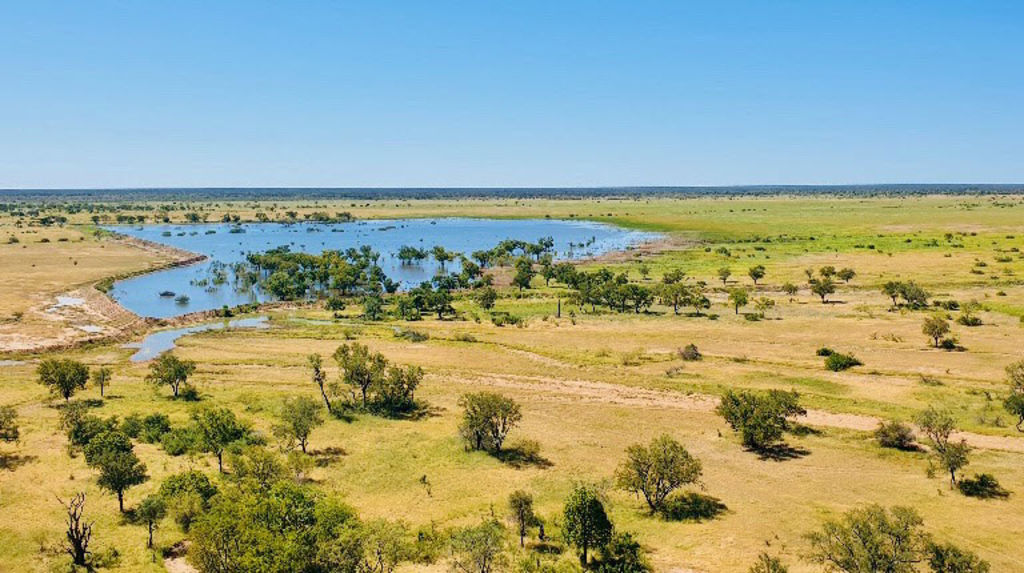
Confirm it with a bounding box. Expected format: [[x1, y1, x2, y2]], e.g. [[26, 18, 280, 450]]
[[394, 328, 429, 342], [957, 474, 1010, 499], [140, 413, 172, 443], [816, 347, 834, 357], [491, 312, 522, 327], [678, 344, 702, 361], [120, 413, 143, 439], [161, 426, 199, 456], [939, 337, 962, 351], [874, 421, 917, 451], [825, 353, 862, 371]]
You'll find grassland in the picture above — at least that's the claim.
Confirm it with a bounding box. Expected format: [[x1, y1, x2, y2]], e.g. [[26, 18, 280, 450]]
[[1, 193, 1024, 572]]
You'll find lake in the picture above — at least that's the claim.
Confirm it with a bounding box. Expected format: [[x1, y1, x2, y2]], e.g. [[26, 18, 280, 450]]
[[106, 218, 656, 318]]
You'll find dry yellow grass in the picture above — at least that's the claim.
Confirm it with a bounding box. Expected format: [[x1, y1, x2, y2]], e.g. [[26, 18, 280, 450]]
[[2, 194, 1024, 572]]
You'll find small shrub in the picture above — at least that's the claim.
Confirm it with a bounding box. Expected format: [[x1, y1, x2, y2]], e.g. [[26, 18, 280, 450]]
[[957, 473, 1010, 499], [825, 353, 862, 371], [816, 347, 834, 357], [957, 315, 982, 327], [395, 328, 429, 342], [161, 427, 198, 456], [141, 413, 172, 443], [491, 312, 522, 327], [678, 344, 702, 361], [939, 337, 962, 351], [874, 421, 916, 450], [120, 414, 143, 439]]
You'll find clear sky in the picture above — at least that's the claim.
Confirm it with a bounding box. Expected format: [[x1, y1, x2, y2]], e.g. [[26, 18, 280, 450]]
[[3, 1, 1024, 188]]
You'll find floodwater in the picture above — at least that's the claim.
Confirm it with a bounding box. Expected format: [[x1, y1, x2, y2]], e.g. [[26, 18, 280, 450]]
[[124, 316, 269, 362], [106, 218, 656, 318]]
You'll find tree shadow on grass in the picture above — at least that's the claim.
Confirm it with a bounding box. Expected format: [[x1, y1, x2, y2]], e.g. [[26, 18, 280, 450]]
[[0, 453, 37, 471], [958, 474, 1011, 500], [494, 441, 553, 469], [659, 492, 728, 522], [310, 446, 347, 468], [789, 424, 822, 437], [751, 443, 810, 462]]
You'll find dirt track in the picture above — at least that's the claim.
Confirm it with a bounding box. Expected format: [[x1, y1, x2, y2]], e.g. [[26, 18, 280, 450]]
[[464, 372, 1024, 454]]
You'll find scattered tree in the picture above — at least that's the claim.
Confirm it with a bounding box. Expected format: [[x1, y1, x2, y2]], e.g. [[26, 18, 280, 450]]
[[274, 395, 325, 453], [449, 519, 508, 573], [37, 358, 89, 401], [717, 267, 732, 285], [837, 268, 856, 283], [59, 493, 93, 567], [728, 288, 749, 314], [84, 431, 148, 512], [927, 542, 990, 573], [508, 490, 535, 547], [192, 406, 250, 472], [458, 392, 522, 453], [716, 390, 806, 451], [476, 286, 498, 310], [922, 314, 951, 348], [806, 504, 929, 573], [1002, 360, 1024, 432], [334, 342, 387, 408], [748, 265, 766, 285], [91, 366, 112, 398], [309, 353, 332, 414], [137, 494, 167, 549], [810, 277, 836, 303], [614, 434, 702, 514], [145, 354, 197, 399], [563, 484, 613, 565], [0, 405, 19, 444], [916, 407, 970, 486]]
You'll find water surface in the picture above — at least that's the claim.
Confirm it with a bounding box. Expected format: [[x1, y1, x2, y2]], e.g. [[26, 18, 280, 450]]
[[124, 316, 269, 362], [107, 218, 655, 318]]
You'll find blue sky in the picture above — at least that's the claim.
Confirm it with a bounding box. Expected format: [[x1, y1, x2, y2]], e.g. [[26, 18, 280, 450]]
[[2, 1, 1023, 188]]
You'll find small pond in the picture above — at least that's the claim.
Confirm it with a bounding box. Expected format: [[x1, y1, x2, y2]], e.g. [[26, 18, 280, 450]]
[[106, 218, 656, 318]]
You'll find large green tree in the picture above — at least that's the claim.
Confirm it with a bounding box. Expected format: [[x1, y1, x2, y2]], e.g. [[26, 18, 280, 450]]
[[84, 431, 147, 512], [615, 434, 702, 514], [37, 358, 89, 401], [716, 390, 806, 451], [806, 505, 929, 573], [458, 392, 522, 453], [192, 407, 249, 472]]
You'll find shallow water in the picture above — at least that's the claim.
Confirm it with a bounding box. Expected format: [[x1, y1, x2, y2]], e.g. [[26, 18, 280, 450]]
[[125, 316, 269, 362], [106, 218, 655, 318]]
